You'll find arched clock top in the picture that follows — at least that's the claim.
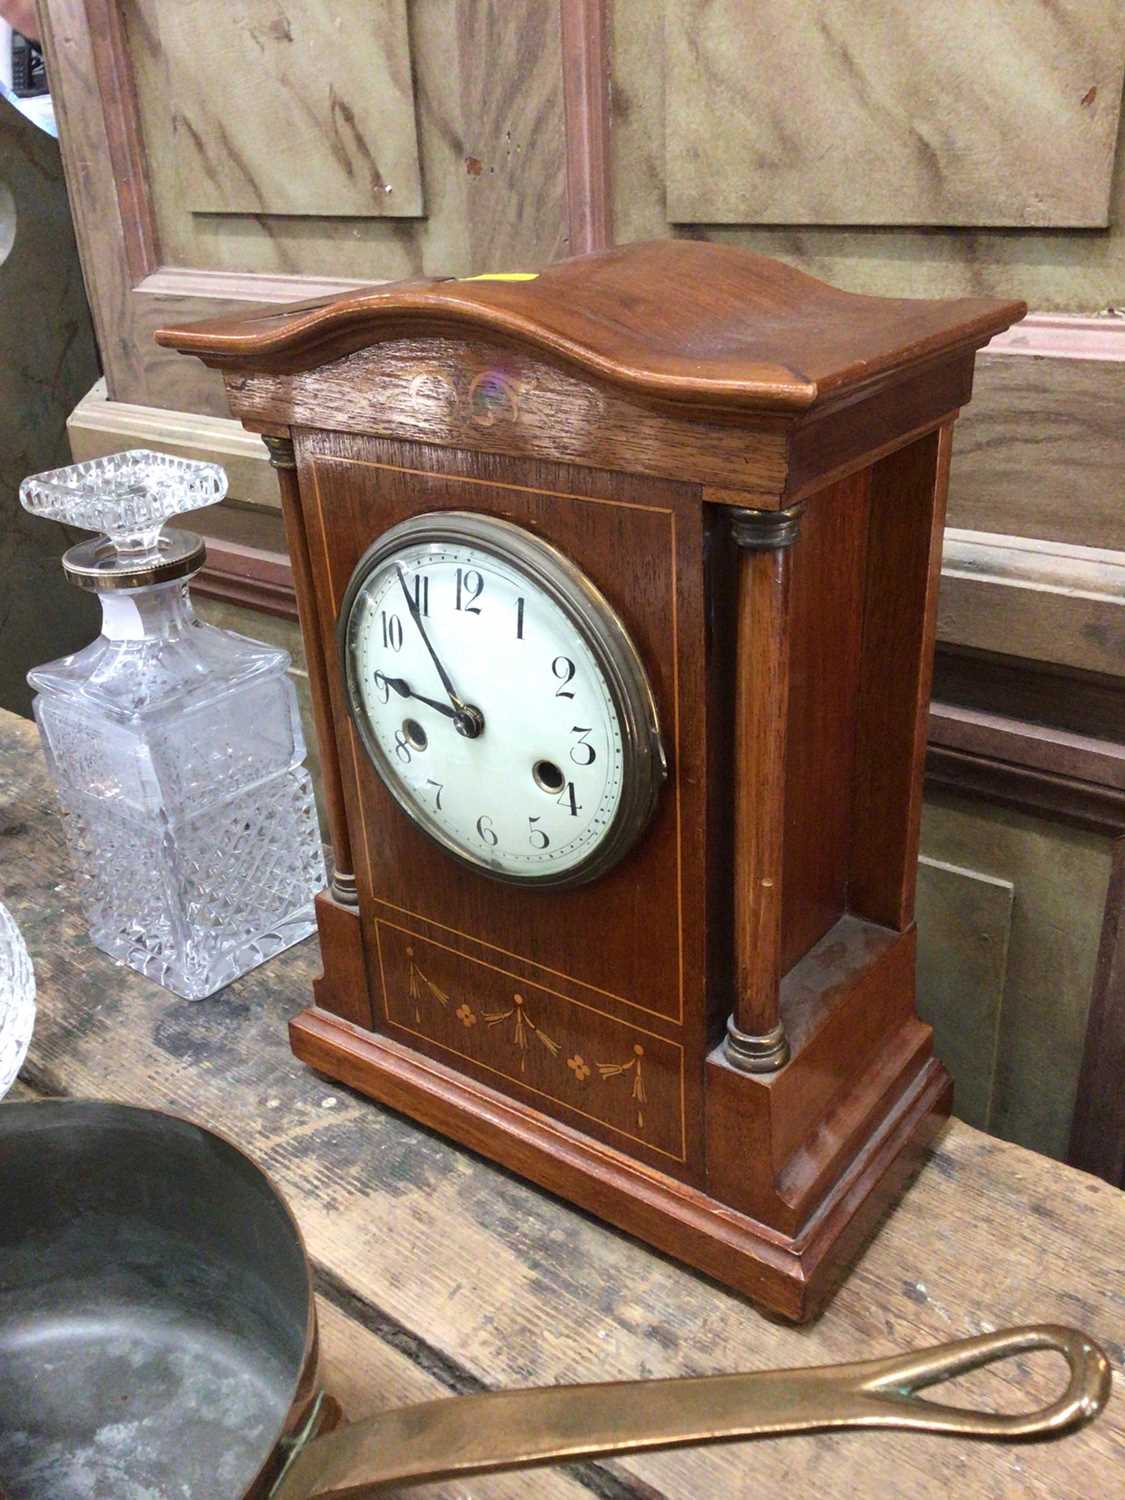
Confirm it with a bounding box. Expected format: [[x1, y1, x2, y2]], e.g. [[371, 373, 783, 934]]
[[155, 240, 1024, 417]]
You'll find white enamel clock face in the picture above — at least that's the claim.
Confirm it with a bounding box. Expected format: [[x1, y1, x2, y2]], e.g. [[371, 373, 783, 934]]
[[340, 512, 665, 887]]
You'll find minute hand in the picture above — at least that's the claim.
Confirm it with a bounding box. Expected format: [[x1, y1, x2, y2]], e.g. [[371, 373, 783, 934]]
[[396, 565, 465, 711]]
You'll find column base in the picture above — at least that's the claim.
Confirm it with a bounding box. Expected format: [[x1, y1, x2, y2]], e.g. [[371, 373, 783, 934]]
[[724, 1017, 791, 1073]]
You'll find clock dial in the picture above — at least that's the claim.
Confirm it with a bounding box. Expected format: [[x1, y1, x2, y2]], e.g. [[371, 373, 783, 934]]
[[339, 512, 665, 887]]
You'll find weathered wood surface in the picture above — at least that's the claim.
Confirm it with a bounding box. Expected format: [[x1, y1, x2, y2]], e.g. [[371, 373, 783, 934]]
[[951, 355, 1125, 555], [664, 0, 1125, 229], [611, 0, 1125, 312], [915, 856, 1013, 1134], [40, 0, 570, 424], [2, 708, 1122, 1498], [151, 0, 423, 219]]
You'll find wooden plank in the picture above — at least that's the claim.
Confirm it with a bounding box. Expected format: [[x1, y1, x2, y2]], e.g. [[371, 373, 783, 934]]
[[665, 0, 1125, 228], [312, 1299, 593, 1500], [455, 0, 569, 270], [937, 528, 1125, 678], [916, 857, 1014, 1131], [929, 702, 1125, 792], [3, 708, 1122, 1498], [610, 10, 1125, 311], [561, 0, 613, 254], [35, 0, 145, 405], [932, 644, 1125, 747], [83, 0, 158, 281], [192, 541, 298, 622], [951, 355, 1125, 553], [3, 1079, 44, 1102]]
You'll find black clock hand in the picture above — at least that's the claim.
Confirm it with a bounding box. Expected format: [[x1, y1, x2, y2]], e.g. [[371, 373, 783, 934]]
[[374, 672, 458, 722], [396, 564, 465, 711], [390, 568, 485, 739]]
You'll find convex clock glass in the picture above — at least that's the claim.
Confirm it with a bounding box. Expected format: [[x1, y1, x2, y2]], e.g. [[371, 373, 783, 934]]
[[339, 512, 665, 887]]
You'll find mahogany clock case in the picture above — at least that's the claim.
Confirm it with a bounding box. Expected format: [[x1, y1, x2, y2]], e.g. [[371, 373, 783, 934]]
[[158, 241, 1025, 1321]]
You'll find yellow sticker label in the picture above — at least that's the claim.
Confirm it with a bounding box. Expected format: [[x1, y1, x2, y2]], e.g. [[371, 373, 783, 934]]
[[458, 272, 540, 282]]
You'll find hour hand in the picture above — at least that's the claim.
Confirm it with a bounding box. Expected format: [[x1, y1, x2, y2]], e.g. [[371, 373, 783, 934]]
[[374, 672, 458, 721]]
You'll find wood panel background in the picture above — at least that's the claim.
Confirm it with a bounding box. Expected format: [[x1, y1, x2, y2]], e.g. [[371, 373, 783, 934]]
[[920, 794, 1114, 1160], [665, 0, 1125, 228], [951, 353, 1125, 551], [915, 856, 1013, 1132], [613, 0, 1125, 310], [127, 0, 563, 280], [155, 0, 423, 218], [43, 0, 571, 424]]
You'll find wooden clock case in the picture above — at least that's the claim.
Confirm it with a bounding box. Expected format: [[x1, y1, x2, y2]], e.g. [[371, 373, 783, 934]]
[[160, 242, 1024, 1321]]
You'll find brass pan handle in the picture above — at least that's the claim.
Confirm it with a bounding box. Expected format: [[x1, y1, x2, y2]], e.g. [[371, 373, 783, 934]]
[[273, 1323, 1111, 1499], [833, 1322, 1108, 1438]]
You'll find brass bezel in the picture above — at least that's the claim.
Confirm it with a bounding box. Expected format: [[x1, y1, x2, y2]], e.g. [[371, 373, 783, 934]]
[[338, 510, 667, 890]]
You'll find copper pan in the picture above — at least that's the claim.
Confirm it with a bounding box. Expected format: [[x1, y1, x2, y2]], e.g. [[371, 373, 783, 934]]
[[0, 1102, 1109, 1499]]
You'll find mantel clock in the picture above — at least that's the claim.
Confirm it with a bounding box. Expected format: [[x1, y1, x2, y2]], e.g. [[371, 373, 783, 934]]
[[160, 242, 1024, 1320]]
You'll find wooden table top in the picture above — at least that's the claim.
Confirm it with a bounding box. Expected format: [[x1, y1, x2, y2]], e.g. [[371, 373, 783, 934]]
[[1, 705, 1121, 1498]]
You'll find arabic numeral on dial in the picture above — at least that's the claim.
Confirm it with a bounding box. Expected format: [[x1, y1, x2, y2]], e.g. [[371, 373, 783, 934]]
[[455, 568, 484, 614], [528, 816, 550, 850], [426, 779, 444, 811], [476, 814, 498, 846], [373, 670, 391, 704], [381, 612, 404, 651], [569, 726, 596, 766], [551, 656, 576, 698], [515, 596, 525, 640], [557, 782, 581, 817], [393, 728, 412, 764], [408, 573, 430, 616]]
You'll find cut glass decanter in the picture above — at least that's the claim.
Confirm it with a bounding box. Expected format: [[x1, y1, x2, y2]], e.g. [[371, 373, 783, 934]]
[[0, 902, 35, 1098], [21, 450, 326, 1001]]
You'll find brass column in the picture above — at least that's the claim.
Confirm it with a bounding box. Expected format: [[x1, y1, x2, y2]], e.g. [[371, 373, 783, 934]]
[[723, 505, 801, 1073]]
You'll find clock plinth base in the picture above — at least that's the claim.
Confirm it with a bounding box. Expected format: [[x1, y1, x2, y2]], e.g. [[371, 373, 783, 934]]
[[289, 1000, 951, 1323]]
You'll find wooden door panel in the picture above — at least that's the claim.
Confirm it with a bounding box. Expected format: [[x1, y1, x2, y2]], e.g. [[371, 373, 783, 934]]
[[41, 0, 572, 416]]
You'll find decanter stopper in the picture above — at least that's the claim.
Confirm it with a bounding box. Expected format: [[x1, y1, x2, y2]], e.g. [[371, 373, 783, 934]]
[[20, 450, 227, 589]]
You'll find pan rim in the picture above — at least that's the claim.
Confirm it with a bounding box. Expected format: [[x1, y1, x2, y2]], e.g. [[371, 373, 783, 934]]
[[0, 1096, 321, 1500]]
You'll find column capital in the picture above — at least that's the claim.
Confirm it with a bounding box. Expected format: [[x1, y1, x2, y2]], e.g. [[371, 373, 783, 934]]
[[730, 505, 802, 551], [262, 434, 296, 470]]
